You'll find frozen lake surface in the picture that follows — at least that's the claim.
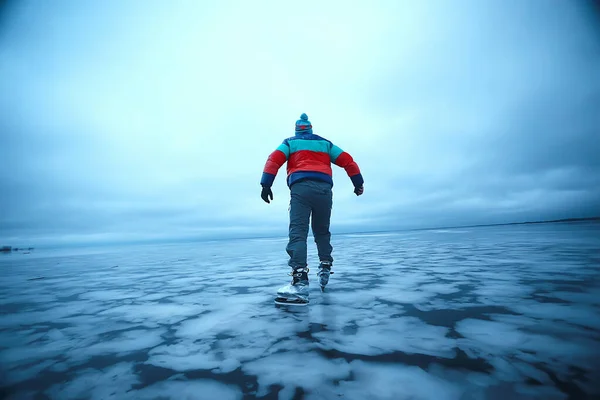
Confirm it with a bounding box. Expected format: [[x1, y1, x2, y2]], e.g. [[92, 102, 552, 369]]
[[1, 222, 599, 399]]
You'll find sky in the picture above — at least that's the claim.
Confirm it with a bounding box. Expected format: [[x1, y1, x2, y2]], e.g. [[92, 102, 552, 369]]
[[1, 0, 599, 246]]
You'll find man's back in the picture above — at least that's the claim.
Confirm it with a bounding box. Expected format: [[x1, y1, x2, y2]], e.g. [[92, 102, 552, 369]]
[[260, 115, 363, 189], [282, 133, 336, 187]]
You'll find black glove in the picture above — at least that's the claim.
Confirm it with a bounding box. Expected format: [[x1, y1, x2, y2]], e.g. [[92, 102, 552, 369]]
[[261, 186, 273, 203], [354, 186, 364, 196]]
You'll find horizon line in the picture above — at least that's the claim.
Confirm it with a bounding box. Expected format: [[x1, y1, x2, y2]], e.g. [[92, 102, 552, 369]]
[[2, 216, 599, 249]]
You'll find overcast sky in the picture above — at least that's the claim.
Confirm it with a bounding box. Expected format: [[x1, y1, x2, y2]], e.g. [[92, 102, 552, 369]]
[[1, 0, 599, 246]]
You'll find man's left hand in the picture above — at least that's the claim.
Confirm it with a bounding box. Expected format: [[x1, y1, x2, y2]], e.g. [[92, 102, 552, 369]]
[[261, 186, 274, 203]]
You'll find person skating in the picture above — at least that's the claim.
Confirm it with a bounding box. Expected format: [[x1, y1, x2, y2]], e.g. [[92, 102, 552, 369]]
[[260, 113, 364, 305]]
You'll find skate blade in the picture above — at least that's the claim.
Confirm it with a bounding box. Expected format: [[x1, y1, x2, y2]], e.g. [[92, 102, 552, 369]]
[[274, 297, 309, 306], [320, 285, 326, 292]]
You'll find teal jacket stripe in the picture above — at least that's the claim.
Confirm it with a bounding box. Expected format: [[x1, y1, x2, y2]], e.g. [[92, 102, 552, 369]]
[[329, 144, 344, 162], [288, 139, 331, 154], [276, 142, 290, 158]]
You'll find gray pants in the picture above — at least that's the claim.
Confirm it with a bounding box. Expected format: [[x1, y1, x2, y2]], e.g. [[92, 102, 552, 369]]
[[286, 180, 333, 268]]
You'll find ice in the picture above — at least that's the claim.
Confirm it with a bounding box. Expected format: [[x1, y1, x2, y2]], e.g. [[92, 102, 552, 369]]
[[99, 303, 204, 324], [46, 362, 140, 400], [474, 281, 534, 299], [2, 359, 56, 386], [79, 290, 147, 301], [0, 342, 68, 367], [0, 293, 58, 305], [331, 360, 463, 400], [457, 317, 593, 359], [243, 352, 351, 397], [137, 293, 170, 301], [146, 341, 222, 371], [512, 361, 552, 385], [315, 316, 456, 358], [465, 371, 496, 387], [456, 319, 534, 349], [131, 379, 243, 400], [1, 222, 599, 399], [548, 290, 600, 305], [514, 385, 568, 400], [0, 330, 46, 347], [419, 282, 461, 295], [176, 299, 269, 339], [217, 334, 285, 363], [0, 304, 101, 327], [372, 285, 436, 304], [80, 329, 166, 358], [59, 318, 141, 339], [455, 317, 599, 381], [509, 302, 600, 330]]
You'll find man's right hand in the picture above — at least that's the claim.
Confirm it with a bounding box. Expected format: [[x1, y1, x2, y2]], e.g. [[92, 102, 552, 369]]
[[261, 186, 274, 203], [354, 186, 364, 196]]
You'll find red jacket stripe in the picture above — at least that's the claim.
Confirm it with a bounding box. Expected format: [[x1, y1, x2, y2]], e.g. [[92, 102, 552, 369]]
[[287, 150, 332, 176], [264, 150, 287, 175], [334, 152, 361, 176]]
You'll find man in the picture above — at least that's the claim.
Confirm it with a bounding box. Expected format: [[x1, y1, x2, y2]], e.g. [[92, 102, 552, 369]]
[[260, 113, 364, 305]]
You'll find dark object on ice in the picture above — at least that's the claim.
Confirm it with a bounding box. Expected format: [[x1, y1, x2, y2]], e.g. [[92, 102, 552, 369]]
[[274, 297, 309, 306], [275, 267, 310, 304], [0, 246, 11, 253], [112, 265, 119, 268], [317, 261, 333, 292], [27, 277, 45, 281]]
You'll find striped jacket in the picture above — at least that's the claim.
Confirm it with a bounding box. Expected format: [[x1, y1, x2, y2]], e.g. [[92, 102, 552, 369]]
[[261, 133, 364, 188]]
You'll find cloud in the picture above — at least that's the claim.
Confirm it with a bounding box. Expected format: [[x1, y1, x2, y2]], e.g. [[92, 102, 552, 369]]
[[1, 0, 599, 245]]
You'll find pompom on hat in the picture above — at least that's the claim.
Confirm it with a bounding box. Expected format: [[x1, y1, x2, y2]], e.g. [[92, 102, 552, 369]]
[[295, 113, 313, 135]]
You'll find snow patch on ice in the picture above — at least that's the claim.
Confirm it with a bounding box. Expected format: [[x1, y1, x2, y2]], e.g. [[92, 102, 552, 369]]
[[176, 297, 269, 339], [69, 329, 165, 362], [79, 290, 146, 301], [130, 379, 243, 400], [99, 303, 204, 324], [46, 362, 140, 400], [316, 316, 456, 358], [243, 352, 350, 397], [419, 283, 461, 295], [0, 342, 68, 367], [333, 360, 463, 400], [2, 359, 56, 386], [473, 282, 534, 304], [548, 290, 600, 305], [510, 302, 600, 330], [456, 318, 598, 374], [146, 341, 222, 371]]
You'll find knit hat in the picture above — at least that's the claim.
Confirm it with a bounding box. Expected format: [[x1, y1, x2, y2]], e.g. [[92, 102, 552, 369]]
[[295, 113, 313, 135]]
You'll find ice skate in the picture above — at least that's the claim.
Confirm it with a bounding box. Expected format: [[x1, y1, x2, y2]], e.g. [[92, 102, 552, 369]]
[[274, 267, 309, 306], [316, 261, 333, 292]]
